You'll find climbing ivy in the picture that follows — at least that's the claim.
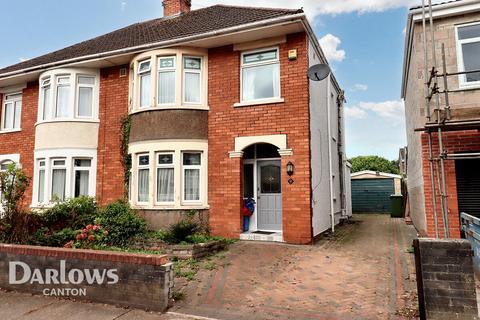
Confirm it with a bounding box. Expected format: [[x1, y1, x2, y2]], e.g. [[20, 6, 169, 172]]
[[121, 115, 132, 198]]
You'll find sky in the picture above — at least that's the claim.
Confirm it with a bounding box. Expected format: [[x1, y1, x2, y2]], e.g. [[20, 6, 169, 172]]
[[0, 0, 443, 160]]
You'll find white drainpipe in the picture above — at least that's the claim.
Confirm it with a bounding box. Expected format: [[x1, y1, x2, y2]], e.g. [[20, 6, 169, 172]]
[[326, 74, 335, 233]]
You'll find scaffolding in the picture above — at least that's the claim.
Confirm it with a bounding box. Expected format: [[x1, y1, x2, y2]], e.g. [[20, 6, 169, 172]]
[[419, 0, 480, 239]]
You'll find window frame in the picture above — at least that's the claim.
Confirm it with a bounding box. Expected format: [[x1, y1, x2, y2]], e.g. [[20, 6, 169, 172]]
[[456, 22, 480, 88], [136, 153, 150, 204], [181, 152, 202, 204], [36, 159, 46, 204], [75, 75, 96, 118], [1, 92, 22, 131], [240, 47, 281, 103], [40, 77, 52, 121], [50, 158, 67, 202], [55, 75, 72, 119], [155, 152, 175, 205], [157, 56, 177, 106], [182, 56, 203, 105], [138, 60, 152, 109], [72, 158, 92, 198]]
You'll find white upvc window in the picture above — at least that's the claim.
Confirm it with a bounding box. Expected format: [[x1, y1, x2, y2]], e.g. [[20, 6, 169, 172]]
[[73, 158, 92, 197], [137, 154, 150, 203], [51, 159, 67, 202], [0, 160, 13, 208], [40, 77, 52, 120], [36, 159, 46, 204], [76, 76, 95, 118], [1, 93, 22, 131], [183, 57, 202, 104], [456, 22, 480, 87], [55, 76, 71, 118], [241, 48, 280, 103], [157, 56, 176, 105], [156, 153, 174, 204], [138, 60, 151, 108], [182, 152, 201, 203]]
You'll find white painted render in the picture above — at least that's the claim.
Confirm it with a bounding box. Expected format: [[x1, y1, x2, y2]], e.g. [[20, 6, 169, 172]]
[[35, 122, 100, 150]]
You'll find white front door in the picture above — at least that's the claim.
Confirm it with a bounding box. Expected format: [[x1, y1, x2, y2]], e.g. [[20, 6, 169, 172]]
[[257, 160, 282, 231]]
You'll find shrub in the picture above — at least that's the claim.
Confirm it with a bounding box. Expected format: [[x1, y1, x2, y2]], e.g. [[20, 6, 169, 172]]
[[39, 196, 98, 230], [30, 227, 77, 247], [167, 219, 199, 244], [73, 224, 108, 249], [95, 200, 147, 246]]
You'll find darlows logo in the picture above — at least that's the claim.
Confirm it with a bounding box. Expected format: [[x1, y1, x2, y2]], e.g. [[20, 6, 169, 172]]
[[9, 260, 119, 296]]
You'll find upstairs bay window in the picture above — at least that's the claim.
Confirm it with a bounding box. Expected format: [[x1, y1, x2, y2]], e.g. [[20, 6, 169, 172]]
[[131, 49, 207, 111], [241, 48, 280, 103], [457, 23, 480, 87], [1, 93, 22, 131], [39, 69, 99, 122]]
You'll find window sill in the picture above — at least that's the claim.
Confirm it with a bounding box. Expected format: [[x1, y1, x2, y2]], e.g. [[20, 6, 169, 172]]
[[451, 84, 480, 92], [131, 204, 209, 211], [233, 98, 284, 108], [0, 129, 21, 134], [35, 119, 100, 126], [130, 105, 210, 114]]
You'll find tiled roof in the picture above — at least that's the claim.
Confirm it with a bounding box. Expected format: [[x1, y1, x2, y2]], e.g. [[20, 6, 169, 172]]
[[0, 5, 302, 76]]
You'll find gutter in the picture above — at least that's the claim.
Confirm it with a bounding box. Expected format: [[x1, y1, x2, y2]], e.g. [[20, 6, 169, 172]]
[[0, 13, 306, 80], [326, 73, 335, 233]]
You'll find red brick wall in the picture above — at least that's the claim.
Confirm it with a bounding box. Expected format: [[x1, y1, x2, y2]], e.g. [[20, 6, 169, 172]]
[[163, 0, 191, 16], [421, 130, 480, 238], [0, 82, 38, 208], [96, 66, 129, 205], [207, 32, 312, 244]]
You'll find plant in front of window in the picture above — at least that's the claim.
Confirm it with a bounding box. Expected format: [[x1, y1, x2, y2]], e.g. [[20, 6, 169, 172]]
[[0, 163, 35, 244]]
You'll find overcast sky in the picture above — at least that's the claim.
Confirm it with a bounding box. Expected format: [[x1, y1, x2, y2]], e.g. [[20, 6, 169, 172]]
[[0, 0, 444, 160]]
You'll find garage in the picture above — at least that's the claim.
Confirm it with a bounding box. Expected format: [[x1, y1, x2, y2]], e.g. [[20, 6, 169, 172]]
[[351, 171, 402, 213]]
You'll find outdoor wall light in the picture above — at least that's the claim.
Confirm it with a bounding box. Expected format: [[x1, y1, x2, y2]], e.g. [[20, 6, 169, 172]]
[[286, 161, 294, 176]]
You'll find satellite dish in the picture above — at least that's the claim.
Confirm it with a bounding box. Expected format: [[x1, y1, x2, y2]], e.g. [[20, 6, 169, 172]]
[[308, 64, 331, 81]]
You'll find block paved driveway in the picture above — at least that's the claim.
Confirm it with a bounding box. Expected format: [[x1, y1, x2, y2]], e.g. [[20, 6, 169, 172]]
[[172, 214, 419, 320]]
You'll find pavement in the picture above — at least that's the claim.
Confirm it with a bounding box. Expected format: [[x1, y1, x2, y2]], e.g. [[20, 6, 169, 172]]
[[0, 214, 419, 320]]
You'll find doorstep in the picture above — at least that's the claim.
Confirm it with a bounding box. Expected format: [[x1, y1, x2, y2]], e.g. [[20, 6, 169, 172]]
[[239, 231, 284, 243]]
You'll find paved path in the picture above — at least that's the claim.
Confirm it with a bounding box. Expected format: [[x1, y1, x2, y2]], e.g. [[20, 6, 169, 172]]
[[0, 214, 418, 320], [172, 214, 418, 320]]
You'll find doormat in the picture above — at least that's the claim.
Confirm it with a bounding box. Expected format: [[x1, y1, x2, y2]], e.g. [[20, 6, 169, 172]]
[[252, 231, 275, 235]]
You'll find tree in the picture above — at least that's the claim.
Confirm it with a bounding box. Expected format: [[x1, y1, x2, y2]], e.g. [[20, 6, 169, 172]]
[[349, 156, 400, 174]]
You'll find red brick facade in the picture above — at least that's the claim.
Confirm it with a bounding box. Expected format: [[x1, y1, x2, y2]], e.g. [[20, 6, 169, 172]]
[[421, 130, 480, 238], [96, 66, 130, 205], [163, 0, 191, 17], [207, 32, 313, 244], [0, 82, 38, 208]]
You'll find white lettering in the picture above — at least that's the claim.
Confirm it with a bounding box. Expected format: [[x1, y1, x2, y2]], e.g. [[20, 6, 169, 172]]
[[67, 269, 84, 285], [107, 269, 119, 284], [9, 261, 31, 284]]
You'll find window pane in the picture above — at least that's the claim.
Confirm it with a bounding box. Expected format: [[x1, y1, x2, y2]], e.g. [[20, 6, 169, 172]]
[[462, 42, 480, 82], [5, 94, 21, 101], [158, 71, 175, 104], [243, 163, 254, 198], [139, 155, 149, 166], [14, 101, 21, 129], [78, 87, 93, 117], [43, 87, 51, 120], [183, 153, 201, 165], [256, 143, 280, 158], [458, 24, 480, 40], [157, 168, 174, 202], [242, 63, 279, 101], [74, 170, 89, 197], [74, 159, 91, 167], [56, 85, 71, 117], [78, 76, 95, 85], [140, 73, 151, 107], [260, 165, 281, 193], [184, 57, 201, 70], [159, 57, 175, 69], [243, 50, 277, 64], [184, 168, 200, 201], [38, 169, 45, 202], [139, 60, 151, 73], [53, 160, 65, 166], [3, 103, 13, 129], [52, 169, 66, 201], [138, 168, 149, 202], [185, 72, 200, 103], [158, 154, 173, 165]]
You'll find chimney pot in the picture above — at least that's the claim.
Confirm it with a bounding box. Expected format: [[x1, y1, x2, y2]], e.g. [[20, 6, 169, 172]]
[[163, 0, 191, 17]]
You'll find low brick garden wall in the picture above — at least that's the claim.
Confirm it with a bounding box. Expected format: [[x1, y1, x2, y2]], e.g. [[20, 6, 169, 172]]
[[130, 238, 228, 259], [0, 244, 174, 311]]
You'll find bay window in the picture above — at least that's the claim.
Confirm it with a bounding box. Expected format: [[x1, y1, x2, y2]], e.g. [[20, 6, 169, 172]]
[[39, 69, 99, 122], [156, 153, 174, 203], [457, 23, 480, 86], [73, 159, 92, 197], [158, 57, 176, 104], [183, 152, 201, 202], [183, 57, 202, 104], [37, 160, 46, 203], [241, 48, 280, 102], [138, 61, 151, 108], [51, 159, 67, 201], [1, 93, 22, 131], [137, 154, 150, 203]]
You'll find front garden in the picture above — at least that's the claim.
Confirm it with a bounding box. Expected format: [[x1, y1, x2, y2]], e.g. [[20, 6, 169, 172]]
[[0, 162, 233, 287]]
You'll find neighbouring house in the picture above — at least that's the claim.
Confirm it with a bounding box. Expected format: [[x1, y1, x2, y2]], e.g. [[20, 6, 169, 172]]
[[402, 0, 480, 238], [0, 0, 351, 244], [351, 171, 402, 213]]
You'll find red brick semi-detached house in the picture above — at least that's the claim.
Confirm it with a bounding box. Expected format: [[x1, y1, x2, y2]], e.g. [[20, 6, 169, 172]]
[[402, 0, 480, 238], [0, 0, 351, 244]]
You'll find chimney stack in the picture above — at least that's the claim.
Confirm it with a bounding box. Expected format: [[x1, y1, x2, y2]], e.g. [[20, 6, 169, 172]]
[[163, 0, 191, 17]]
